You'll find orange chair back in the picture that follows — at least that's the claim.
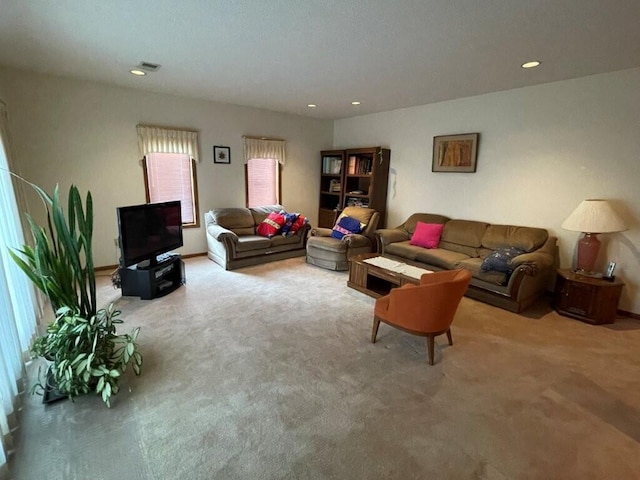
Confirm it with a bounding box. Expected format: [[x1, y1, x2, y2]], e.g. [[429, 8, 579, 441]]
[[374, 269, 471, 334]]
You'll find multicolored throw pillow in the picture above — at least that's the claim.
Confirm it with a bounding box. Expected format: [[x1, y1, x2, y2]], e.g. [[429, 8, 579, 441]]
[[280, 211, 299, 236], [288, 214, 308, 235], [331, 215, 364, 240], [256, 212, 286, 238]]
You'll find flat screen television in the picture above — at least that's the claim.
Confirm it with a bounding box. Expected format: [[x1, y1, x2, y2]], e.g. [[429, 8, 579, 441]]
[[117, 200, 183, 268]]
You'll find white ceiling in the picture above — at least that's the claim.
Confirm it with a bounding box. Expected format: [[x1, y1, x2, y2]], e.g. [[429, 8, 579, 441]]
[[1, 0, 640, 120]]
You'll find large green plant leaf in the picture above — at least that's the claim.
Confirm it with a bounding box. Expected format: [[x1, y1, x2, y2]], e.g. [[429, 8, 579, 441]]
[[10, 183, 97, 318]]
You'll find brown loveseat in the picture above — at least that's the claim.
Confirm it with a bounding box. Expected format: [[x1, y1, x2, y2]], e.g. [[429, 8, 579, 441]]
[[205, 205, 310, 270], [375, 213, 558, 312]]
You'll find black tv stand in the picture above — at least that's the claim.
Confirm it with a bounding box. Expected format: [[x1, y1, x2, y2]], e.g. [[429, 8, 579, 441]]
[[119, 254, 184, 300], [136, 252, 180, 270]]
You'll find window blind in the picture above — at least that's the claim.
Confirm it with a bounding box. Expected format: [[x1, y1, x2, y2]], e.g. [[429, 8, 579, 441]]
[[145, 153, 195, 224]]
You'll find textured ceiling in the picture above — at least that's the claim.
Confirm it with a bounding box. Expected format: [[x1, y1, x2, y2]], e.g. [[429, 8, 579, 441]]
[[1, 0, 640, 119]]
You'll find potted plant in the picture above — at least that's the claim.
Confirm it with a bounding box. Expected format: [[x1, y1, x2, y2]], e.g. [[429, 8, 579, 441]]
[[9, 182, 142, 407]]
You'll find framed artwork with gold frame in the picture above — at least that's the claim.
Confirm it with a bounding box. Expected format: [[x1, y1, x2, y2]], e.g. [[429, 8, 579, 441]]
[[432, 133, 479, 172]]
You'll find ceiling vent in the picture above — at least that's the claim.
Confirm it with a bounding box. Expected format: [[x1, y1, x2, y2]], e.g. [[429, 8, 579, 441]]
[[138, 61, 161, 72]]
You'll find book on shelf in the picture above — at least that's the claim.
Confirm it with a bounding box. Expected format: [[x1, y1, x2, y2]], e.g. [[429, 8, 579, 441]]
[[346, 156, 372, 175], [345, 196, 369, 208], [323, 156, 342, 174], [357, 158, 371, 174], [348, 156, 357, 175]]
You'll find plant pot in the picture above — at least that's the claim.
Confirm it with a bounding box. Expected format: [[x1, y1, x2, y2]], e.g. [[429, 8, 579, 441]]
[[43, 367, 67, 404]]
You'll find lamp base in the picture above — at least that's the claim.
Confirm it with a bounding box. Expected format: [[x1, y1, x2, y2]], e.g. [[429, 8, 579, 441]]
[[575, 233, 601, 274]]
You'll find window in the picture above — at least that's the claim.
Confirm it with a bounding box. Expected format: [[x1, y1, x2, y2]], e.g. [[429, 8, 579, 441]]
[[136, 125, 200, 227], [242, 137, 286, 208], [246, 157, 280, 207], [1, 101, 39, 473], [143, 152, 199, 227]]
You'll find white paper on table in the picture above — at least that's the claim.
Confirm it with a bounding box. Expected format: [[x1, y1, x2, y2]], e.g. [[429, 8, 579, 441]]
[[363, 257, 433, 279]]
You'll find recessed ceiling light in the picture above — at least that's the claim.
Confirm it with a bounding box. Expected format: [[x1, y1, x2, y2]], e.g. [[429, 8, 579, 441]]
[[129, 69, 146, 76], [351, 101, 361, 105], [307, 104, 317, 108], [521, 61, 541, 69]]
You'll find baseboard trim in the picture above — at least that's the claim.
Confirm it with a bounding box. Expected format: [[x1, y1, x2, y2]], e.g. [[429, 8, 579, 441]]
[[619, 309, 640, 320], [95, 257, 639, 318]]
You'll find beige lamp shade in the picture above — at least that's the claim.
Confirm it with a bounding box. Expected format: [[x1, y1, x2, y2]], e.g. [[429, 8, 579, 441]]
[[561, 199, 627, 234]]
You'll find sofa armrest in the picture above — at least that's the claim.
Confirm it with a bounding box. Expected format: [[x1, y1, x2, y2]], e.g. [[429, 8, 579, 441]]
[[511, 236, 558, 272], [376, 228, 410, 248], [511, 251, 554, 271], [310, 227, 333, 237], [207, 224, 239, 243], [343, 233, 373, 249]]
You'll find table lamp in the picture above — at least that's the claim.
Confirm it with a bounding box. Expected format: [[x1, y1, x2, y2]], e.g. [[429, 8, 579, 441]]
[[561, 199, 627, 275]]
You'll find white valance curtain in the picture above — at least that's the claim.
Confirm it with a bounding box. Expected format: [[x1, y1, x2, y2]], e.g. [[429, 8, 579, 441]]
[[136, 125, 200, 161], [243, 137, 286, 166], [0, 99, 39, 479]]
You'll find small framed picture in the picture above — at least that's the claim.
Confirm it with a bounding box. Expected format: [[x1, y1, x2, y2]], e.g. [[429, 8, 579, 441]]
[[214, 146, 230, 164]]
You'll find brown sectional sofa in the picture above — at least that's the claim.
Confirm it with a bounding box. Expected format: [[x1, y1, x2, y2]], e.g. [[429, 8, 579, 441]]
[[205, 205, 310, 270], [375, 213, 558, 312]]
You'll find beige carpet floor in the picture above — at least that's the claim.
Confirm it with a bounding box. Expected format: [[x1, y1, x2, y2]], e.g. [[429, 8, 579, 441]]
[[8, 256, 640, 479]]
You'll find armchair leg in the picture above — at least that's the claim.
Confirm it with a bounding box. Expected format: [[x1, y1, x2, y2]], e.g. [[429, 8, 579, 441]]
[[427, 335, 435, 365], [371, 317, 381, 343], [446, 329, 453, 346]]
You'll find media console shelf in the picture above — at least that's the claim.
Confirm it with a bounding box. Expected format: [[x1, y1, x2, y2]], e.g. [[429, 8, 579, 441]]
[[120, 255, 185, 300]]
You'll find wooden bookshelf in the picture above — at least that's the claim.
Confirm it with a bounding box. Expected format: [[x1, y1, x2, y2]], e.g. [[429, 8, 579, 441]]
[[317, 147, 390, 228]]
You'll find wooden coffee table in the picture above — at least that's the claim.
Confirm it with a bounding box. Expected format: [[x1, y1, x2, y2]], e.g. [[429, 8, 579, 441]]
[[347, 253, 431, 298]]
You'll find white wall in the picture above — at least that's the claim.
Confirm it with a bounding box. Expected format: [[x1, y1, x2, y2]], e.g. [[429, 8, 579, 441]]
[[0, 67, 331, 267], [334, 68, 640, 314]]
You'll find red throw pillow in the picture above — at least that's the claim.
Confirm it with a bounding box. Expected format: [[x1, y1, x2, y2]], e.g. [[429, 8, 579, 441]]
[[409, 222, 443, 249], [256, 212, 286, 238], [289, 214, 308, 234]]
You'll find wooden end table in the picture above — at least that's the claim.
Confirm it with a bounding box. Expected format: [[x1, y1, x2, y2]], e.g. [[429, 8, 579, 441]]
[[553, 268, 624, 325]]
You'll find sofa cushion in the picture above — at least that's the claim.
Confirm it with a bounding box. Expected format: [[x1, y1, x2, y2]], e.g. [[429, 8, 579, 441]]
[[306, 235, 348, 253], [410, 222, 444, 249], [480, 246, 526, 273], [256, 212, 286, 238], [234, 235, 272, 252], [439, 219, 489, 257], [456, 258, 509, 286], [414, 248, 469, 270], [385, 241, 421, 260], [271, 234, 302, 247], [402, 213, 450, 235], [250, 205, 285, 225], [341, 206, 376, 227], [209, 208, 255, 236], [481, 225, 548, 253]]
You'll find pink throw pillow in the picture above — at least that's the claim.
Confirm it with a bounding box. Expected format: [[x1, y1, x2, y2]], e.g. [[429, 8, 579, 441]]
[[410, 222, 443, 249]]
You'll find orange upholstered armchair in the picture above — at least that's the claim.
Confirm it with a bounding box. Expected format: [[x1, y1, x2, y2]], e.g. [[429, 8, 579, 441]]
[[371, 269, 472, 365]]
